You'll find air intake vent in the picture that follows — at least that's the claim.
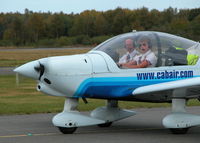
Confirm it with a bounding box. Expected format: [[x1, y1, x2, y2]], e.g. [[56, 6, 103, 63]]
[[44, 78, 51, 84]]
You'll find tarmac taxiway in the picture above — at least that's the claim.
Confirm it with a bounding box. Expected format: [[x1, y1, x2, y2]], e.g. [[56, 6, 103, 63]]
[[0, 107, 200, 143]]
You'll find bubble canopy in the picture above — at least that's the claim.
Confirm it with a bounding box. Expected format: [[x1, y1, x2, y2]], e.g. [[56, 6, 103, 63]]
[[92, 31, 199, 67]]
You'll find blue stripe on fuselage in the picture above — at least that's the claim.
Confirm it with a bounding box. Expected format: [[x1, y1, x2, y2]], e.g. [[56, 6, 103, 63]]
[[73, 77, 171, 98]]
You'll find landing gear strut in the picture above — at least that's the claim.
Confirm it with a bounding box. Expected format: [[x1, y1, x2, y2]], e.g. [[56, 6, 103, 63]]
[[53, 97, 106, 134], [55, 98, 79, 134], [162, 88, 200, 134], [53, 98, 136, 134], [96, 100, 116, 127], [91, 100, 136, 128]]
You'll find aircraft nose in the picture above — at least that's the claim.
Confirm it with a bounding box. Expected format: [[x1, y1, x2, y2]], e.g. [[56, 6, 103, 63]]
[[14, 60, 40, 80]]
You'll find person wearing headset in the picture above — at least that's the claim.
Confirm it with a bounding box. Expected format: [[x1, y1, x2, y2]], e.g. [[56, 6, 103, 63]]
[[118, 38, 138, 66], [120, 36, 157, 68]]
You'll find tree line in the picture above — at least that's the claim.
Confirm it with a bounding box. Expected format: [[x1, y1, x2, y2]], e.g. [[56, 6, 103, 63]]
[[0, 7, 199, 47]]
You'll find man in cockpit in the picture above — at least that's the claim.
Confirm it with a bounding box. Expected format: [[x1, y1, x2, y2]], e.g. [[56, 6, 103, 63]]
[[118, 38, 138, 65], [120, 36, 157, 68]]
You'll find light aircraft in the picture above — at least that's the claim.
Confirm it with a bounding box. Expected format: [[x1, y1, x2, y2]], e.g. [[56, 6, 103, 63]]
[[14, 31, 200, 134]]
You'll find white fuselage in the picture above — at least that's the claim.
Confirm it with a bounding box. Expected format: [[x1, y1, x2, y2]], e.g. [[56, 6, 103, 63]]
[[14, 50, 200, 102]]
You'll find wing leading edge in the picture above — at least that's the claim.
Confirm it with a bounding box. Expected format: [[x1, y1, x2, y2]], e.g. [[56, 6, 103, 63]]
[[132, 77, 200, 95]]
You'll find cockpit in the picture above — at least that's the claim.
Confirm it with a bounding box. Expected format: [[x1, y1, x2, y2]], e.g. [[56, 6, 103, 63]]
[[93, 31, 200, 68]]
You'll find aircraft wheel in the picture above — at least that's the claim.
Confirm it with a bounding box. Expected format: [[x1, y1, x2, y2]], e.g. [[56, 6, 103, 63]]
[[169, 128, 189, 134], [58, 127, 77, 134], [98, 122, 112, 127]]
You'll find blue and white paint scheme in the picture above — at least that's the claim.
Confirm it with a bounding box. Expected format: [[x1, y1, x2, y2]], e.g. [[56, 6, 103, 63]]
[[14, 31, 200, 134]]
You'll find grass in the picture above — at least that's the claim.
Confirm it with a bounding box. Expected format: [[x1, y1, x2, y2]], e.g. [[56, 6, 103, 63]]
[[0, 48, 91, 67], [0, 75, 62, 114], [0, 75, 106, 114], [0, 75, 199, 115]]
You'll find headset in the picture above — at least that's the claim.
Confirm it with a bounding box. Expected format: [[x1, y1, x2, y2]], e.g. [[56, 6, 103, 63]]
[[138, 36, 152, 49]]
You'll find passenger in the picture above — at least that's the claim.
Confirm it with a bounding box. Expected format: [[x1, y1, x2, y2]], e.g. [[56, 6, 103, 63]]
[[120, 36, 157, 68], [118, 38, 138, 67]]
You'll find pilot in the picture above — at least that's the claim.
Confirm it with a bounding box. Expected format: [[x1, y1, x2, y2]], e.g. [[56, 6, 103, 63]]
[[118, 38, 138, 65], [121, 36, 157, 68]]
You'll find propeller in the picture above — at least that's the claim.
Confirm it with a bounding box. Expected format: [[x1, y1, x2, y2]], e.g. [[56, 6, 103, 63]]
[[34, 62, 45, 80]]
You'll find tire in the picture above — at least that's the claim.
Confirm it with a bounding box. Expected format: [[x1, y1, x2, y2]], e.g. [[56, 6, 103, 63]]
[[170, 128, 189, 134], [98, 122, 112, 127], [58, 127, 77, 134]]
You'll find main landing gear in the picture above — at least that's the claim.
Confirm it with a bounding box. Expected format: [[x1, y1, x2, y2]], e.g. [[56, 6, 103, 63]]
[[98, 122, 113, 127], [162, 88, 200, 134], [58, 127, 77, 134], [169, 128, 189, 134], [52, 98, 136, 134]]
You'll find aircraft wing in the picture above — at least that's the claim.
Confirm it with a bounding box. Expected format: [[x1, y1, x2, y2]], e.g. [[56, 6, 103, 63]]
[[132, 77, 200, 95]]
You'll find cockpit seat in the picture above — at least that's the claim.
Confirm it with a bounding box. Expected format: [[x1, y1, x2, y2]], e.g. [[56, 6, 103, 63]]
[[164, 46, 188, 66]]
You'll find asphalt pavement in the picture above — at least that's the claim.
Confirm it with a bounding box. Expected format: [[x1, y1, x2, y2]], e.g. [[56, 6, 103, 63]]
[[0, 107, 200, 143]]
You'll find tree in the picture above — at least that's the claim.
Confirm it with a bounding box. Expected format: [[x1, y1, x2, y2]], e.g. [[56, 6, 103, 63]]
[[2, 14, 24, 45], [168, 18, 190, 37], [46, 13, 70, 39], [161, 7, 177, 24], [188, 8, 200, 21], [69, 10, 96, 37], [0, 7, 199, 47], [0, 13, 5, 39], [25, 13, 45, 43], [110, 7, 129, 34], [93, 12, 107, 36], [190, 15, 200, 40]]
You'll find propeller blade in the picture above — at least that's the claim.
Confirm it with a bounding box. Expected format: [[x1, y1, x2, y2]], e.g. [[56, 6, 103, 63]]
[[34, 62, 45, 80]]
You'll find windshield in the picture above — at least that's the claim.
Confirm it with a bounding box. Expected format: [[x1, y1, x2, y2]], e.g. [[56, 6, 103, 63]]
[[93, 31, 198, 68]]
